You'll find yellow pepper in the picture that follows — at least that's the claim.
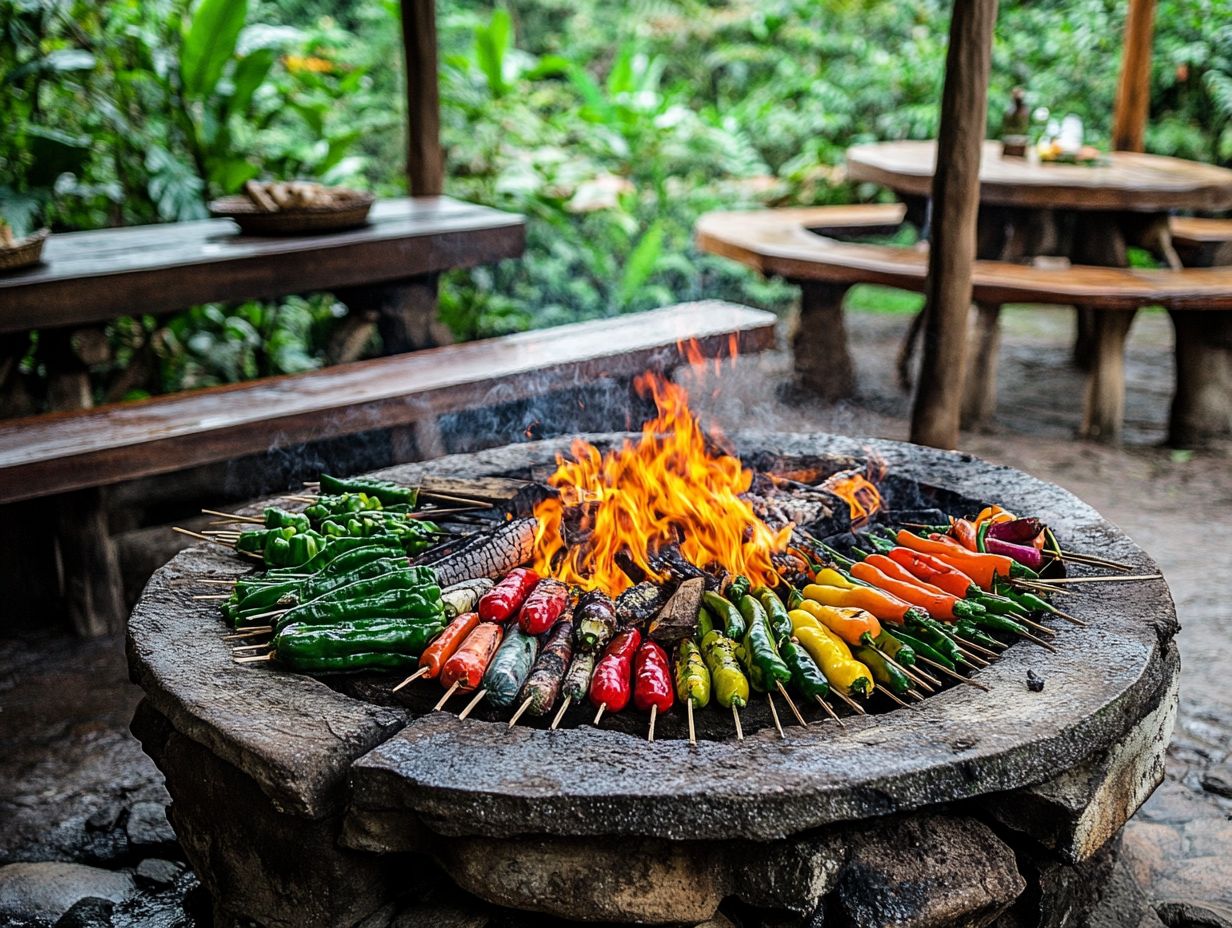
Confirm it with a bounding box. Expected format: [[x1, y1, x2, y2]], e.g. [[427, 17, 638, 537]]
[[795, 599, 881, 646], [811, 567, 860, 590], [788, 610, 872, 696]]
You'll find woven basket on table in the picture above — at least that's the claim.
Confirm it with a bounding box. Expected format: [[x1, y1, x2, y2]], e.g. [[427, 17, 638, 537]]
[[0, 228, 50, 273], [208, 191, 375, 236]]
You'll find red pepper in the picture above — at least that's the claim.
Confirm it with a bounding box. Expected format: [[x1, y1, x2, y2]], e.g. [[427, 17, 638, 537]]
[[478, 568, 541, 623], [951, 518, 980, 551], [589, 628, 640, 713], [419, 612, 480, 679], [884, 548, 977, 599], [866, 553, 951, 597], [632, 640, 674, 713], [440, 623, 504, 691], [517, 578, 569, 635]]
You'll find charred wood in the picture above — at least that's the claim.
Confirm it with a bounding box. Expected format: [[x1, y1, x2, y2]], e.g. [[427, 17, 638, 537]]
[[428, 517, 536, 586], [647, 577, 704, 643]]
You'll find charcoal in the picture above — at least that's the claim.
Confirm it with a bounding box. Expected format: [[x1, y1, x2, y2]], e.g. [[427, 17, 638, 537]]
[[648, 545, 708, 584], [614, 550, 648, 584], [615, 581, 673, 627], [429, 518, 536, 585]]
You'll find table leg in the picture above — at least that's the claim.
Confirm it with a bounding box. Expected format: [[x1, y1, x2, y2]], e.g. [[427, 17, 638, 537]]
[[1080, 310, 1137, 444], [792, 282, 855, 401], [1168, 310, 1232, 448], [961, 302, 1002, 430], [1069, 214, 1130, 373], [53, 487, 126, 637], [338, 274, 450, 355]]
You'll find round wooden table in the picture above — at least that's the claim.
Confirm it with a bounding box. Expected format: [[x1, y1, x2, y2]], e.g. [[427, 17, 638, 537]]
[[845, 139, 1232, 444]]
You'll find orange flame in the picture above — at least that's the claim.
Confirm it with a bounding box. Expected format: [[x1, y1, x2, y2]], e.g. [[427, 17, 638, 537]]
[[821, 466, 884, 527], [531, 372, 789, 595]]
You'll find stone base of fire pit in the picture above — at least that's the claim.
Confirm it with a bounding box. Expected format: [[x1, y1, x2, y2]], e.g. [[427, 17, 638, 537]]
[[127, 433, 1180, 928]]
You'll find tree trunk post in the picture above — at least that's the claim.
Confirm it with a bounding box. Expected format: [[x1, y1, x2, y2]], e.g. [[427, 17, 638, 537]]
[[401, 0, 444, 197], [909, 0, 1000, 450], [1112, 0, 1156, 153]]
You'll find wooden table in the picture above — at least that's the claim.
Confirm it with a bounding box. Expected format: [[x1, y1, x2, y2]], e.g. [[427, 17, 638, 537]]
[[846, 140, 1232, 441]]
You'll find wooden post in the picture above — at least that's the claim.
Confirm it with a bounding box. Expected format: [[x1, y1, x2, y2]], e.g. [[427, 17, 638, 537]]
[[401, 0, 444, 196], [1111, 0, 1156, 153], [909, 0, 1000, 449]]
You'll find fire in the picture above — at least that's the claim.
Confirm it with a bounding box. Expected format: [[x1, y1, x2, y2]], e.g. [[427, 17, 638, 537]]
[[531, 372, 790, 595], [821, 464, 884, 527]]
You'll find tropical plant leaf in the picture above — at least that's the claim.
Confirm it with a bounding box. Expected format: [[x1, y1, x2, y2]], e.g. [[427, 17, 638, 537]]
[[181, 0, 248, 100], [618, 221, 664, 307]]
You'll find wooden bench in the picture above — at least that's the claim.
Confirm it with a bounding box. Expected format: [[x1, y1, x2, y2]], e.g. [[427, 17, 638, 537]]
[[697, 206, 1232, 445], [1171, 216, 1232, 268], [0, 301, 775, 634]]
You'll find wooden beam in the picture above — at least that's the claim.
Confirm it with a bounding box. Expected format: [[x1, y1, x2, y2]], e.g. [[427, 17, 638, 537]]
[[909, 0, 1000, 449], [401, 0, 444, 195], [1111, 0, 1156, 152]]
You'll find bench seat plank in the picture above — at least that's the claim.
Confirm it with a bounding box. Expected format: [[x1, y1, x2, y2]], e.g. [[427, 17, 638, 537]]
[[0, 197, 525, 334], [697, 209, 1232, 310], [0, 302, 775, 504]]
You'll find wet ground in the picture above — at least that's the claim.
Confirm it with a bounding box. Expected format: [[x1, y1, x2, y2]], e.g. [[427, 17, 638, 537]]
[[0, 302, 1229, 925]]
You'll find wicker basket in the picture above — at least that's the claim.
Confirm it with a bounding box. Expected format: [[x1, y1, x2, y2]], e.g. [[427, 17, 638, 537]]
[[0, 228, 49, 273], [209, 190, 375, 236]]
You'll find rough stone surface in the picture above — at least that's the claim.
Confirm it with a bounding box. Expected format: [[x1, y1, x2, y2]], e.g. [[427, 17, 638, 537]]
[[125, 544, 409, 819], [436, 834, 727, 924], [125, 801, 177, 854], [832, 813, 1026, 928], [343, 433, 1177, 841], [52, 897, 117, 928], [983, 641, 1180, 863], [134, 858, 183, 888], [728, 830, 846, 915], [132, 702, 406, 928], [0, 861, 135, 921]]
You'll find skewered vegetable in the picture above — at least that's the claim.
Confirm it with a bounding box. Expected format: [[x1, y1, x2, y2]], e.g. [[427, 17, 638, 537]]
[[700, 633, 749, 709], [320, 474, 418, 507], [753, 586, 792, 642], [794, 599, 880, 646], [274, 616, 443, 662], [674, 640, 711, 708], [478, 568, 541, 623], [440, 623, 504, 691], [879, 546, 977, 599], [483, 627, 540, 709], [429, 518, 537, 586], [590, 628, 641, 713], [441, 579, 494, 618], [802, 581, 924, 626], [272, 571, 443, 631], [779, 637, 831, 700], [574, 591, 618, 651], [265, 535, 402, 577], [561, 651, 597, 703], [895, 530, 1037, 587], [850, 559, 986, 621], [518, 579, 569, 635], [703, 591, 745, 639], [853, 644, 913, 696], [633, 640, 674, 713], [738, 596, 792, 693], [890, 627, 955, 670], [519, 619, 574, 716], [873, 629, 916, 667], [417, 612, 481, 679], [788, 610, 872, 696]]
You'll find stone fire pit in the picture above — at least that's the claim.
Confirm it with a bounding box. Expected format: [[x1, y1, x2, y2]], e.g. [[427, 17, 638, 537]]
[[127, 433, 1179, 928]]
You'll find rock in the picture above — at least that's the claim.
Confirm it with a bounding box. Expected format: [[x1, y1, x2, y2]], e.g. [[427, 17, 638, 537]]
[[134, 859, 183, 888], [832, 813, 1025, 928], [983, 642, 1179, 863], [1155, 898, 1232, 928], [1083, 856, 1167, 928], [52, 897, 116, 928], [436, 835, 726, 924], [1201, 764, 1232, 800], [0, 862, 134, 921], [125, 802, 178, 854], [85, 805, 123, 833], [390, 901, 490, 928], [729, 830, 846, 914]]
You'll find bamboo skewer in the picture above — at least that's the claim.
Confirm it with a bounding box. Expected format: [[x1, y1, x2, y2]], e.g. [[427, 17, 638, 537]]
[[686, 699, 697, 746], [833, 689, 866, 715], [767, 694, 785, 738], [1040, 606, 1087, 628], [1016, 615, 1058, 637], [815, 696, 845, 727], [1045, 548, 1133, 571], [1014, 629, 1058, 652], [508, 697, 533, 729], [433, 681, 461, 711], [197, 578, 240, 586], [916, 656, 990, 691], [550, 697, 572, 731], [647, 705, 658, 742], [232, 643, 269, 653], [193, 593, 231, 600], [235, 653, 274, 663], [1013, 579, 1076, 596], [953, 636, 999, 659], [201, 509, 262, 523], [732, 704, 744, 740], [593, 703, 607, 726], [1026, 573, 1162, 585], [392, 667, 429, 692], [458, 689, 486, 720], [775, 682, 808, 727], [223, 627, 272, 639]]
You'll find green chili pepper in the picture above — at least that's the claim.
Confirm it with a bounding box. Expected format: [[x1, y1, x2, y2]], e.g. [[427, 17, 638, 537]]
[[703, 591, 745, 639], [888, 628, 954, 670], [779, 637, 830, 700], [976, 520, 991, 553], [277, 650, 420, 673], [275, 587, 444, 631], [263, 508, 312, 533], [973, 591, 1029, 617], [674, 640, 711, 708], [955, 619, 1003, 651], [235, 558, 423, 620], [696, 605, 716, 641], [753, 586, 792, 642], [739, 601, 792, 693], [853, 645, 913, 695], [701, 633, 748, 709], [275, 617, 443, 661], [727, 575, 751, 599], [264, 536, 403, 577], [965, 610, 1029, 636], [319, 474, 418, 507], [993, 582, 1053, 616], [874, 630, 916, 666], [905, 617, 963, 666]]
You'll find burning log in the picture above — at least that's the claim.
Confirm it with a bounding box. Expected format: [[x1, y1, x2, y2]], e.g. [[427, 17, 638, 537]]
[[616, 581, 673, 628], [648, 544, 713, 588], [647, 578, 704, 643], [429, 518, 537, 586]]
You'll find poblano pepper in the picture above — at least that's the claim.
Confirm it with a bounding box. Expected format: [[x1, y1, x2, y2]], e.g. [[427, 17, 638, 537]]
[[319, 474, 418, 507]]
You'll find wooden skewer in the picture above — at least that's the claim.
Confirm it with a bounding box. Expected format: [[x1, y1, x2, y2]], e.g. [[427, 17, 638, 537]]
[[767, 693, 786, 738], [1016, 615, 1057, 637], [433, 680, 461, 711], [686, 699, 697, 746], [593, 703, 607, 726], [880, 687, 915, 710], [283, 495, 318, 503], [223, 627, 272, 640], [419, 490, 494, 508], [916, 656, 990, 691], [906, 689, 927, 702], [1045, 547, 1134, 571], [647, 705, 658, 742], [833, 689, 866, 715], [193, 593, 231, 600], [234, 653, 274, 663], [732, 703, 744, 740], [201, 508, 262, 523], [1012, 579, 1076, 596], [508, 697, 533, 729], [231, 643, 269, 653], [815, 696, 846, 728], [1028, 573, 1162, 585], [877, 652, 937, 691], [550, 697, 571, 730], [202, 530, 241, 537], [1014, 629, 1058, 652], [775, 681, 808, 727], [1042, 605, 1087, 628], [457, 689, 486, 720], [896, 665, 937, 694], [244, 607, 290, 622], [392, 667, 429, 692], [196, 578, 239, 586], [956, 651, 990, 669], [954, 636, 999, 659]]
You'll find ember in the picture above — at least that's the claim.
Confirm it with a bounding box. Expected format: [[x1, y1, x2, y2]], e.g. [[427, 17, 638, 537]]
[[821, 460, 885, 527], [530, 372, 791, 595]]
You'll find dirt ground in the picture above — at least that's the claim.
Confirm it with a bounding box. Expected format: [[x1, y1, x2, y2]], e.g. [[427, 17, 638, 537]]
[[0, 302, 1229, 925]]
